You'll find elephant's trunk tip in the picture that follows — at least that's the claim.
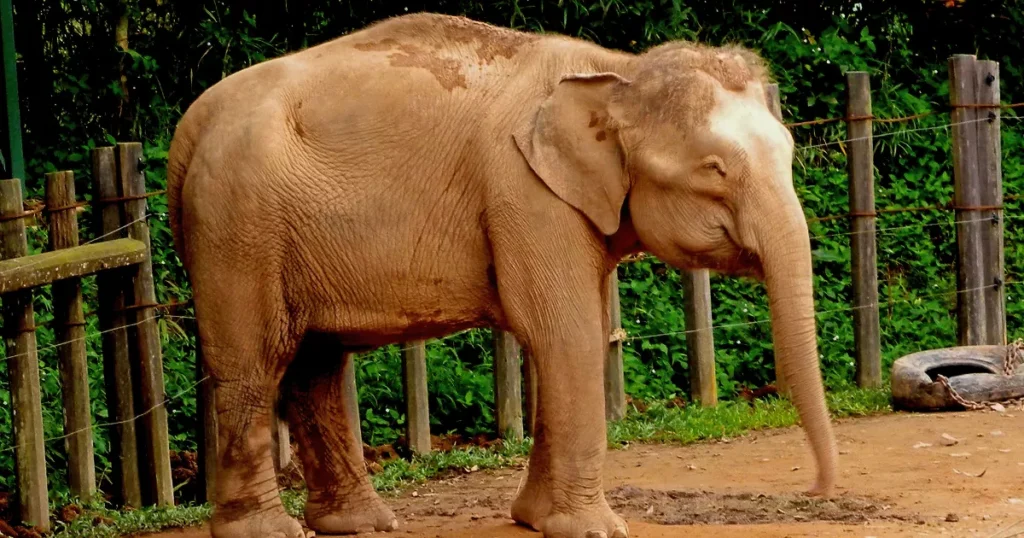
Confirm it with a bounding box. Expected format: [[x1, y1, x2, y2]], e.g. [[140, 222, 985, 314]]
[[806, 466, 837, 498]]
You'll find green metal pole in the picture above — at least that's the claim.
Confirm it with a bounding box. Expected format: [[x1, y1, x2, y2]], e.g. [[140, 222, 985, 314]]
[[0, 0, 25, 185]]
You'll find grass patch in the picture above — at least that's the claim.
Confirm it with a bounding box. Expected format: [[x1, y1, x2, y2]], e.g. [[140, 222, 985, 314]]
[[36, 389, 891, 536], [608, 387, 892, 446], [370, 438, 533, 493], [279, 438, 534, 517], [48, 502, 211, 538]]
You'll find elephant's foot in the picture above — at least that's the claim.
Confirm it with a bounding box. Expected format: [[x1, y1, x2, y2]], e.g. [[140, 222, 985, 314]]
[[512, 484, 628, 538], [305, 490, 398, 535], [211, 504, 304, 538]]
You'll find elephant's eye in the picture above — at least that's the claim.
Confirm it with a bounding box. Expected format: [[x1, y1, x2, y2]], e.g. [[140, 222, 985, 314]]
[[700, 156, 727, 178]]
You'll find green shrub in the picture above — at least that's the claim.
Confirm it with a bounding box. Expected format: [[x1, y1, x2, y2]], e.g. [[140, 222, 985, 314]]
[[1, 0, 1022, 500]]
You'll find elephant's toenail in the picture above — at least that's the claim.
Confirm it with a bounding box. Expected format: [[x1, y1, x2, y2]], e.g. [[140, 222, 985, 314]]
[[387, 519, 399, 531], [585, 532, 608, 538], [612, 527, 628, 538]]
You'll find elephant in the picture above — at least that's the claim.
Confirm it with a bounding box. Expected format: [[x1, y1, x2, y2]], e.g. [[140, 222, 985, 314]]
[[167, 12, 838, 538]]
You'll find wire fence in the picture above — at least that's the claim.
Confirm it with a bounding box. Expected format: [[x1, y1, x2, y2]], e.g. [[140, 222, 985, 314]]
[[2, 95, 1023, 460], [4, 262, 1019, 452], [6, 204, 1014, 365], [1, 110, 1020, 359], [783, 101, 1024, 129]]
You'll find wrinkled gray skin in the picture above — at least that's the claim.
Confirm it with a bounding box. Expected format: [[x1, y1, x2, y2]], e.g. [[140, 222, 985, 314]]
[[167, 12, 837, 538]]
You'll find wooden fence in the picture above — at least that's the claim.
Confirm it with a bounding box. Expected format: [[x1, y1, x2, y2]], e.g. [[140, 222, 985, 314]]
[[1, 144, 173, 531], [0, 54, 1011, 530]]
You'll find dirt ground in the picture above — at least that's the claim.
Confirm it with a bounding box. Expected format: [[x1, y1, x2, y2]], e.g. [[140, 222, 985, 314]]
[[138, 410, 1024, 538]]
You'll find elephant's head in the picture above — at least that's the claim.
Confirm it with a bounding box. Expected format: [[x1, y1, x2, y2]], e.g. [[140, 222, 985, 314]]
[[514, 42, 837, 496]]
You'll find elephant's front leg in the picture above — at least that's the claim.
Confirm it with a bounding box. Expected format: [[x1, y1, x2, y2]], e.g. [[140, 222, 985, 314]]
[[508, 286, 628, 538]]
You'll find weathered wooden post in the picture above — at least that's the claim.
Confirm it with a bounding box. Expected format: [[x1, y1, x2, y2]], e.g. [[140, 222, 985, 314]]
[[683, 270, 717, 406], [845, 72, 882, 388], [195, 336, 218, 504], [46, 171, 97, 498], [974, 60, 1006, 344], [522, 349, 537, 437], [605, 271, 626, 420], [116, 142, 174, 506], [92, 146, 143, 507], [494, 331, 524, 440], [343, 353, 362, 446], [949, 55, 1005, 346], [764, 83, 789, 396], [271, 403, 291, 471], [403, 341, 431, 454], [0, 178, 49, 531]]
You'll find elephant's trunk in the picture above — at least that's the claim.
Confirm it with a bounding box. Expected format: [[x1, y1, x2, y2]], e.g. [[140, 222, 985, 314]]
[[758, 210, 838, 496]]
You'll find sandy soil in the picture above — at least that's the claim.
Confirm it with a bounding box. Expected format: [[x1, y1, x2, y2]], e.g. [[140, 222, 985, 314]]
[[135, 410, 1024, 538]]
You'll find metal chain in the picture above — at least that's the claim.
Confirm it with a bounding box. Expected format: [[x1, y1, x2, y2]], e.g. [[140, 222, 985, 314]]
[[938, 339, 1024, 411]]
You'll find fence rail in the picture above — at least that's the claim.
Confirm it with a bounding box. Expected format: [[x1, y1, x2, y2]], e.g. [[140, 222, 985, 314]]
[[0, 53, 1019, 529]]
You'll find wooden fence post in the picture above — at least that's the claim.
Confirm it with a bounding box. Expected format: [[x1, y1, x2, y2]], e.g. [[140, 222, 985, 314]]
[[845, 72, 882, 388], [271, 403, 291, 472], [343, 353, 362, 446], [116, 142, 173, 506], [45, 171, 97, 499], [522, 349, 537, 437], [974, 60, 1006, 344], [605, 271, 626, 420], [0, 178, 49, 531], [683, 269, 717, 406], [402, 341, 431, 454], [765, 83, 789, 396], [765, 83, 783, 119], [949, 55, 999, 346], [194, 334, 218, 504], [493, 331, 524, 440], [92, 146, 143, 507]]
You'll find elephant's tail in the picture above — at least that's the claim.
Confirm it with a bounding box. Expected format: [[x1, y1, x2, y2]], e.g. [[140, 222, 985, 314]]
[[166, 108, 202, 269]]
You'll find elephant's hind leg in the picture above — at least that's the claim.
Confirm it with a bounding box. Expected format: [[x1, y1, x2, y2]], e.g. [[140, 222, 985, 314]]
[[281, 334, 398, 534], [199, 298, 304, 538]]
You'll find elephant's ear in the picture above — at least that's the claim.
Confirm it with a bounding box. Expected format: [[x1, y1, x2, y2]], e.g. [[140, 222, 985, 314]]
[[513, 72, 632, 236]]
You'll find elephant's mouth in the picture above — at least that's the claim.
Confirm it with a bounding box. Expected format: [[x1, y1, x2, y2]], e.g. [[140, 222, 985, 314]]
[[676, 245, 762, 280], [715, 247, 763, 280]]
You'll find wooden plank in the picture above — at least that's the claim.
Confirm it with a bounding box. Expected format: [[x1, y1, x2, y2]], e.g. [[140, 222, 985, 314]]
[[194, 333, 218, 504], [845, 72, 882, 388], [683, 269, 717, 406], [271, 400, 291, 472], [92, 146, 143, 508], [402, 341, 431, 455], [605, 271, 626, 420], [948, 54, 989, 346], [974, 60, 1005, 345], [0, 0, 25, 184], [764, 83, 789, 396], [765, 83, 783, 122], [0, 238, 146, 293], [116, 142, 174, 507], [343, 352, 363, 447], [493, 331, 523, 440], [45, 171, 96, 498], [0, 179, 48, 530]]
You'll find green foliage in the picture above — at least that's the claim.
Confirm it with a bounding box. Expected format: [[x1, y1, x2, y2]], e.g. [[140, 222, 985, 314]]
[[1, 0, 1022, 513], [608, 388, 892, 446]]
